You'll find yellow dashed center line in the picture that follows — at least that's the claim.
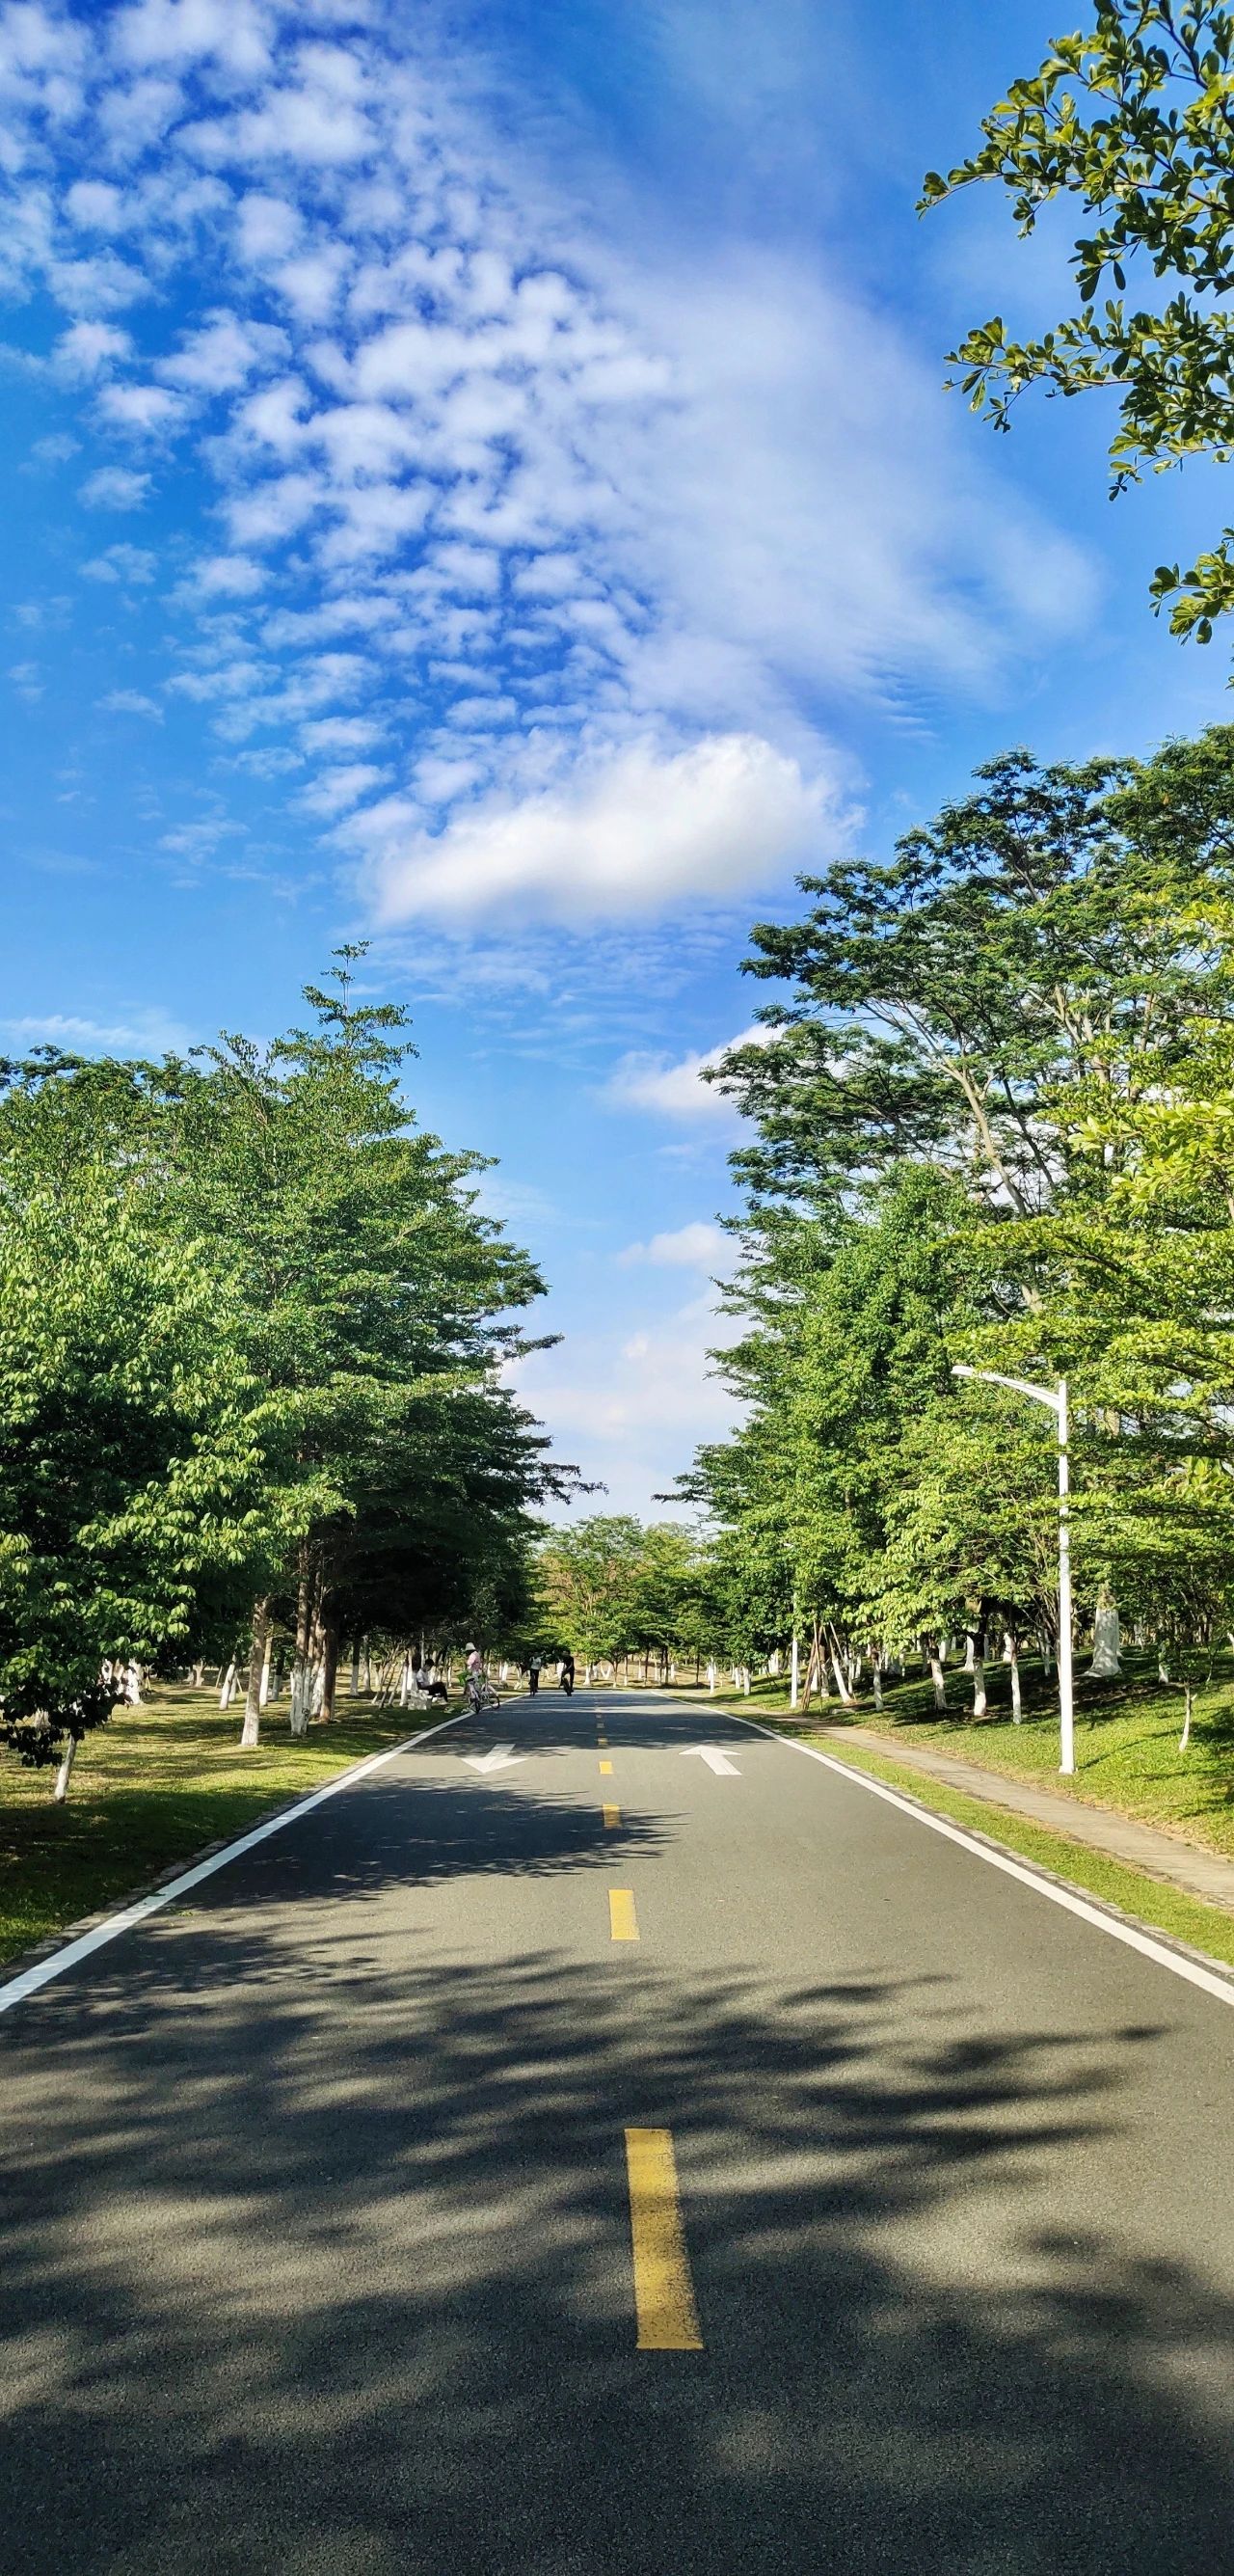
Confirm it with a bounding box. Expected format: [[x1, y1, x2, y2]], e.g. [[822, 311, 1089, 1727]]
[[603, 1803, 621, 1830], [600, 1758, 613, 1776], [624, 2127, 703, 2351], [608, 1887, 638, 1941]]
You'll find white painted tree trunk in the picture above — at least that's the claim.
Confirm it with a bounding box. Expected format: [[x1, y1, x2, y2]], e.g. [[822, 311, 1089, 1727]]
[[362, 1635, 372, 1691], [742, 1666, 750, 1696], [971, 1647, 987, 1720], [928, 1652, 947, 1712], [790, 1631, 800, 1710], [872, 1662, 883, 1711], [1009, 1639, 1023, 1723], [190, 1661, 205, 1688], [962, 1633, 976, 1675], [1179, 1684, 1194, 1752], [1088, 1594, 1122, 1679], [830, 1649, 853, 1707], [218, 1660, 237, 1711], [400, 1654, 411, 1708], [1001, 1630, 1014, 1663], [707, 1659, 716, 1695], [241, 1598, 271, 1749], [310, 1661, 325, 1719], [53, 1734, 77, 1802], [289, 1655, 311, 1737]]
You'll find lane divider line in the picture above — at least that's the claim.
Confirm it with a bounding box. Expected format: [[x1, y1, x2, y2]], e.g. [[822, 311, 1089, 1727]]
[[603, 1803, 621, 1830], [600, 1758, 613, 1776], [721, 1708, 1234, 2015], [0, 1712, 465, 2020], [609, 1887, 639, 1940], [624, 2127, 704, 2351]]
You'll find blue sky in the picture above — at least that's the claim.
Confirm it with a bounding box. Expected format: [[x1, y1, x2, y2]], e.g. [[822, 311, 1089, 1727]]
[[2, 0, 1232, 1513]]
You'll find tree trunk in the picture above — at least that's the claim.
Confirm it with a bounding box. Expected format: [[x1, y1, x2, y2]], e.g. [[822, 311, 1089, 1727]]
[[289, 1656, 312, 1735], [1180, 1683, 1194, 1752], [400, 1652, 411, 1708], [218, 1659, 237, 1711], [53, 1733, 77, 1802], [828, 1630, 853, 1706], [1009, 1637, 1023, 1724], [320, 1625, 339, 1725], [790, 1629, 800, 1709], [258, 1623, 273, 1710], [929, 1651, 948, 1712], [1088, 1588, 1122, 1679], [872, 1659, 883, 1711], [971, 1641, 987, 1721], [362, 1634, 372, 1691], [190, 1660, 205, 1688], [350, 1639, 361, 1695], [240, 1597, 271, 1749]]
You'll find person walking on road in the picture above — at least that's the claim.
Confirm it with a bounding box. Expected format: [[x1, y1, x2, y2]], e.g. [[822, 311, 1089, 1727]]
[[527, 1652, 543, 1696], [559, 1650, 575, 1696]]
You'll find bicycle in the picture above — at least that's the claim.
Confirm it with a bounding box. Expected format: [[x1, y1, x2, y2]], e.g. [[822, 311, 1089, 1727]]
[[465, 1674, 499, 1717]]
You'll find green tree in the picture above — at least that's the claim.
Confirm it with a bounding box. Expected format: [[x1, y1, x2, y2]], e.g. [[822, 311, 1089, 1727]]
[[921, 0, 1234, 643], [0, 1067, 271, 1783]]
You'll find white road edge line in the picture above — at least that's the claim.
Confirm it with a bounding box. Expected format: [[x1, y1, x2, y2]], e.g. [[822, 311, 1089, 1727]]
[[0, 1711, 463, 2020], [722, 1709, 1234, 2010]]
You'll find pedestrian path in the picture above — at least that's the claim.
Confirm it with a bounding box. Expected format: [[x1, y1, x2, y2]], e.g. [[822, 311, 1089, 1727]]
[[807, 1722, 1234, 1917]]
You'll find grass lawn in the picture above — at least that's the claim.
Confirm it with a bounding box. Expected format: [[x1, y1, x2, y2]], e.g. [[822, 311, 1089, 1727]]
[[0, 1681, 454, 1968], [678, 1650, 1234, 1862]]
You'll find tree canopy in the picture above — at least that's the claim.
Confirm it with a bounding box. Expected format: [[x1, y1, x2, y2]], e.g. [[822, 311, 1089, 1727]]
[[921, 2, 1234, 644]]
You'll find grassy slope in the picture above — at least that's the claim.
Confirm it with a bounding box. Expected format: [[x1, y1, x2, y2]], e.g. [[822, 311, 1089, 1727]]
[[0, 1682, 452, 1967]]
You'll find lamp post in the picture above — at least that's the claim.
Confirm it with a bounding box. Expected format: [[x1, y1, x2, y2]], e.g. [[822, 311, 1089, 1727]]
[[952, 1365, 1074, 1776]]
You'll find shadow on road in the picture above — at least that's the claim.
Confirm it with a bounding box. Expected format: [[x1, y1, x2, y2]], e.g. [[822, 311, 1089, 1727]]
[[0, 1927, 1224, 2574]]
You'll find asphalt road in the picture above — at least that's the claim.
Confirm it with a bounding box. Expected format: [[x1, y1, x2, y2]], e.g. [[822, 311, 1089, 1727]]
[[6, 1687, 1234, 2575]]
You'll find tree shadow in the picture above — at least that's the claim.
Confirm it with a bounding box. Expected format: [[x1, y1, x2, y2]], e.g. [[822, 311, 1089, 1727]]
[[1, 1929, 1230, 2573]]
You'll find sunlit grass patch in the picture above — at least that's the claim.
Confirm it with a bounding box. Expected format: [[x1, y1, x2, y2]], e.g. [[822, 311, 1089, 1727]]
[[0, 1682, 447, 1966]]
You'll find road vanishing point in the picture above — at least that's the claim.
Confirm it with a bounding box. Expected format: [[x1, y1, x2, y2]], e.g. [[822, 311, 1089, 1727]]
[[5, 1687, 1234, 2574]]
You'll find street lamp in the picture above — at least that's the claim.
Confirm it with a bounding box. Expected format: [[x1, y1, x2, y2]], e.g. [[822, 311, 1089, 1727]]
[[951, 1364, 1074, 1776]]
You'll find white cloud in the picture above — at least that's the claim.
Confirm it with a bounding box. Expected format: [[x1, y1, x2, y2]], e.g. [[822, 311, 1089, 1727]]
[[606, 1023, 772, 1121], [619, 1220, 731, 1269], [83, 542, 157, 583], [2, 0, 1098, 931], [159, 310, 287, 393], [358, 734, 832, 924], [515, 1285, 740, 1513], [187, 552, 267, 595], [78, 464, 151, 507], [98, 687, 164, 719], [0, 1006, 192, 1054], [297, 759, 385, 815], [54, 319, 132, 376]]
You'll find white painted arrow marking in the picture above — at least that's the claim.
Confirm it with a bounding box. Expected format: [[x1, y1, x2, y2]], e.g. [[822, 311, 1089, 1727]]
[[464, 1743, 525, 1775], [681, 1745, 741, 1776]]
